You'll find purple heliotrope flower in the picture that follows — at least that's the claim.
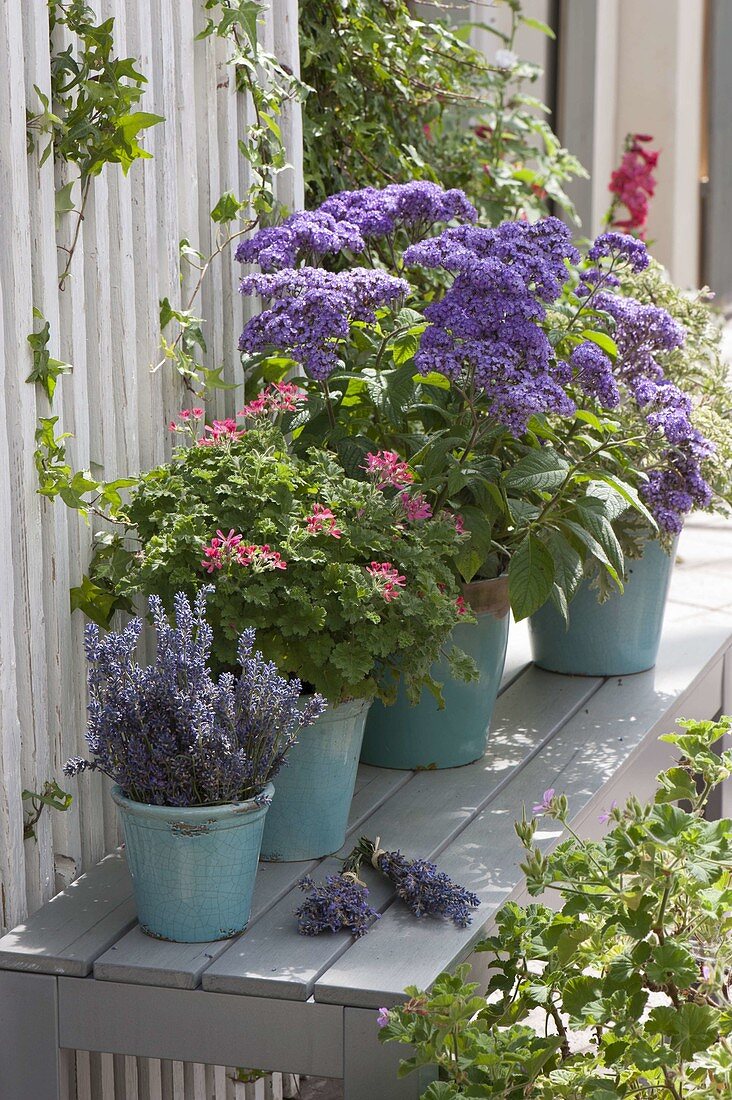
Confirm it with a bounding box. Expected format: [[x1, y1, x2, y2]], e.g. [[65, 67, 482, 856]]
[[404, 218, 579, 435], [569, 342, 620, 408], [238, 267, 409, 380], [235, 209, 366, 272], [320, 181, 478, 241], [589, 231, 650, 273]]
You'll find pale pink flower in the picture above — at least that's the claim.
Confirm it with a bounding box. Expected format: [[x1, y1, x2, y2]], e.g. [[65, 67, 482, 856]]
[[367, 561, 406, 601], [400, 491, 432, 522], [363, 450, 414, 490], [532, 789, 555, 816]]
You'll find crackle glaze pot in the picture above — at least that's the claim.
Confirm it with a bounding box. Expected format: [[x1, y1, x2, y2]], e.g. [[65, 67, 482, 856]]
[[361, 580, 510, 770], [260, 698, 372, 862], [112, 783, 272, 943], [529, 537, 677, 677]]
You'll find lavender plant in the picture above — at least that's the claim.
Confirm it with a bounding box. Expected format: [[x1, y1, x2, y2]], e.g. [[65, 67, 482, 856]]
[[346, 837, 481, 929], [63, 589, 326, 807]]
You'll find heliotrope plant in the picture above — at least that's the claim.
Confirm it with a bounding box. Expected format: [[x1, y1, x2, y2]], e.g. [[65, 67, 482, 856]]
[[85, 421, 475, 704], [64, 588, 325, 807], [234, 180, 724, 620]]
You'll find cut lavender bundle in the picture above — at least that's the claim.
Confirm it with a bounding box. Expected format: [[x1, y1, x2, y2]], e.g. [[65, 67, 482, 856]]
[[295, 874, 380, 938], [348, 837, 480, 928]]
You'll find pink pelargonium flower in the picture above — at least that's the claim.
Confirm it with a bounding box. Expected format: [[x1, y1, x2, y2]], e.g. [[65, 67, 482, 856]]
[[598, 801, 618, 825], [197, 419, 245, 446], [363, 450, 414, 490], [306, 503, 342, 539], [376, 1007, 390, 1029], [367, 561, 406, 602], [201, 532, 287, 573], [399, 491, 432, 522], [201, 529, 244, 573], [455, 595, 468, 616], [238, 381, 307, 419], [532, 789, 555, 816]]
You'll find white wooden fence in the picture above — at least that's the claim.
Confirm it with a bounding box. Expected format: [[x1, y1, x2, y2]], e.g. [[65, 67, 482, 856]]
[[0, 0, 302, 1093]]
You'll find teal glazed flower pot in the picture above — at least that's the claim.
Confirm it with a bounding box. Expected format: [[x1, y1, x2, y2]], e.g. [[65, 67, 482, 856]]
[[260, 698, 372, 862], [112, 784, 272, 943], [360, 611, 510, 770], [529, 537, 677, 677]]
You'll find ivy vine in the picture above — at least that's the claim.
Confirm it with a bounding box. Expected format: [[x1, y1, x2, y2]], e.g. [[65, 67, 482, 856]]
[[158, 0, 307, 393], [26, 0, 164, 290]]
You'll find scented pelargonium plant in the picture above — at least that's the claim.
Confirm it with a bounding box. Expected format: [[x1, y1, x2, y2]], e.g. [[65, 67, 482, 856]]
[[86, 418, 474, 704], [380, 716, 732, 1099], [64, 589, 325, 807], [234, 180, 721, 619]]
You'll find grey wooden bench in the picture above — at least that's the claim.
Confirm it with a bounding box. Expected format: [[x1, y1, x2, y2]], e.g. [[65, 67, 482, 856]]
[[2, 615, 731, 1100]]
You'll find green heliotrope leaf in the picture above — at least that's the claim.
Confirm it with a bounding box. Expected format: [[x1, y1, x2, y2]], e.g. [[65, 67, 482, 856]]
[[503, 448, 569, 493], [508, 533, 554, 620]]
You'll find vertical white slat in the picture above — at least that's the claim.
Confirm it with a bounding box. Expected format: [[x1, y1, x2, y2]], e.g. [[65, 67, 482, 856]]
[[75, 1051, 93, 1100], [20, 0, 85, 892], [0, 0, 54, 917], [125, 0, 167, 471], [139, 1058, 165, 1100], [0, 279, 26, 934], [215, 33, 245, 406], [271, 0, 305, 213]]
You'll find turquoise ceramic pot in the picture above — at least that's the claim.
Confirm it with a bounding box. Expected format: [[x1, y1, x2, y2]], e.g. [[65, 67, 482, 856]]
[[112, 783, 272, 943], [529, 537, 677, 676], [360, 612, 510, 770], [260, 698, 372, 862]]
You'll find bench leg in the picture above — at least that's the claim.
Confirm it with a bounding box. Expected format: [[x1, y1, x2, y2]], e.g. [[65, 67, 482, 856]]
[[343, 1007, 436, 1100], [0, 970, 67, 1099]]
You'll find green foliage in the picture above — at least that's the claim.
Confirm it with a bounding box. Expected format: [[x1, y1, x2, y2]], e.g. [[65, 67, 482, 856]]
[[381, 716, 732, 1098], [83, 426, 473, 704], [299, 0, 584, 223], [22, 780, 73, 841], [26, 0, 163, 288], [26, 308, 72, 401], [34, 416, 135, 521]]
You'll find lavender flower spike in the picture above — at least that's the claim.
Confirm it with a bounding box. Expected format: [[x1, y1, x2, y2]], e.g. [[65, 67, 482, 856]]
[[295, 874, 380, 938], [64, 589, 326, 807]]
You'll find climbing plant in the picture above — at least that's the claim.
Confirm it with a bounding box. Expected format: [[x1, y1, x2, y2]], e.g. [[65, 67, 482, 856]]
[[299, 0, 584, 223], [26, 0, 164, 290], [158, 0, 307, 392]]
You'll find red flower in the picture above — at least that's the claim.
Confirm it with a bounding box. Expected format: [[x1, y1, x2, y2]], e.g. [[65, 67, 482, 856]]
[[607, 132, 660, 234]]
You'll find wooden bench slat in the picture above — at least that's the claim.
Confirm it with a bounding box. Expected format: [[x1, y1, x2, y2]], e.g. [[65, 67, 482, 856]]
[[90, 627, 531, 991], [0, 852, 134, 976], [200, 667, 601, 998], [92, 758, 411, 988], [313, 618, 731, 1007]]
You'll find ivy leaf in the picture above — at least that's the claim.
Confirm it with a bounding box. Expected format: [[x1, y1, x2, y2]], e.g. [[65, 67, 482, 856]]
[[54, 181, 76, 221], [70, 575, 121, 627], [210, 190, 245, 224], [26, 317, 73, 401]]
